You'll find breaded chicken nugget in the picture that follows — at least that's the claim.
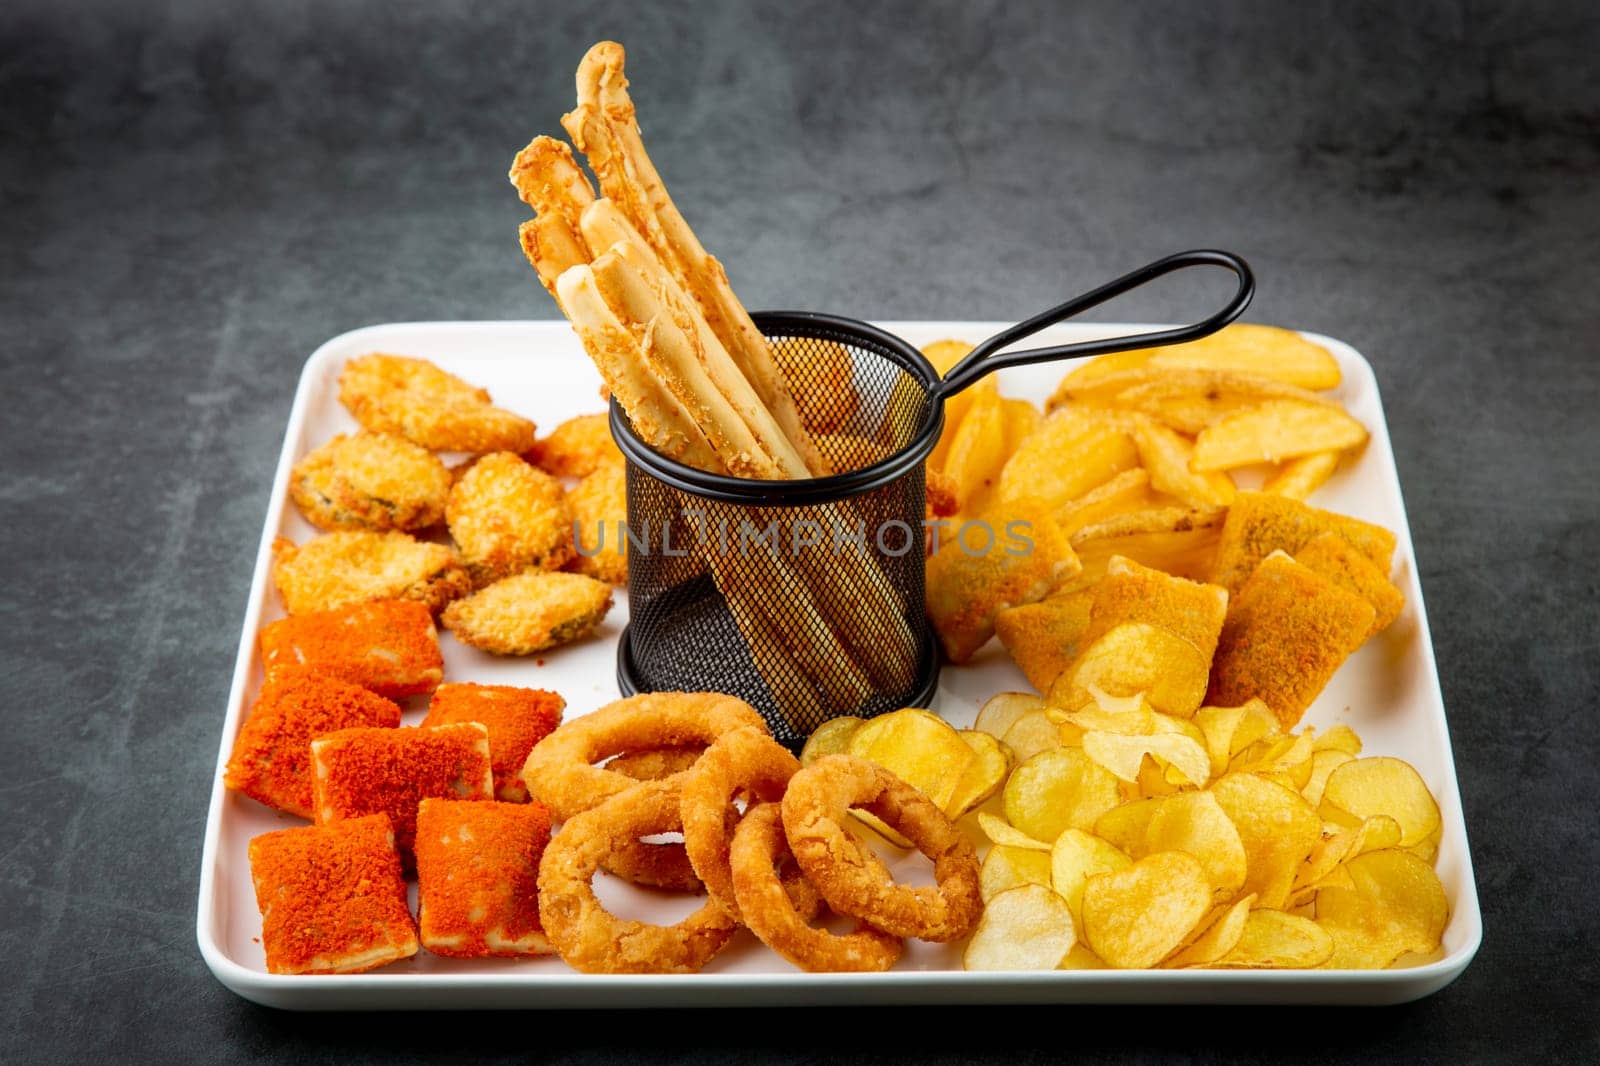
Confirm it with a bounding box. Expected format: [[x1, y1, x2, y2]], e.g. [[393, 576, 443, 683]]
[[447, 452, 575, 586], [566, 461, 627, 585], [524, 413, 621, 478], [289, 432, 452, 532], [338, 353, 537, 454], [441, 571, 613, 656], [271, 531, 472, 615]]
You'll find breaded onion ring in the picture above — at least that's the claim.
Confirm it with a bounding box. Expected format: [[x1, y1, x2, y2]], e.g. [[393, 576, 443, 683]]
[[606, 744, 705, 781], [781, 754, 982, 942], [680, 726, 801, 918], [730, 803, 902, 973], [521, 692, 764, 890], [538, 779, 739, 973]]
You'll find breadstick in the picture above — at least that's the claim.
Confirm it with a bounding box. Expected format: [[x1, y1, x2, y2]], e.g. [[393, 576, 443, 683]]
[[564, 42, 831, 477], [519, 216, 589, 300], [508, 135, 595, 229], [554, 264, 723, 472], [588, 246, 807, 479]]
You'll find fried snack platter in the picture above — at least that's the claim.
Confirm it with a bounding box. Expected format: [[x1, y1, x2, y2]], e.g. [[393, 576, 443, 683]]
[[197, 319, 1480, 1008]]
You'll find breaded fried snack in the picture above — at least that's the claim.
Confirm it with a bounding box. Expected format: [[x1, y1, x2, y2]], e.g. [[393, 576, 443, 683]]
[[270, 531, 472, 616], [338, 353, 537, 454], [421, 683, 565, 802], [289, 432, 453, 533], [1207, 551, 1377, 729], [249, 814, 417, 974], [926, 512, 1081, 663], [1082, 555, 1229, 662], [415, 799, 555, 957], [310, 723, 494, 865], [225, 666, 403, 818], [441, 571, 613, 656], [1210, 491, 1397, 593], [565, 461, 627, 585], [446, 452, 575, 586], [258, 600, 444, 699], [524, 412, 621, 478], [1294, 531, 1406, 639], [993, 584, 1097, 694]]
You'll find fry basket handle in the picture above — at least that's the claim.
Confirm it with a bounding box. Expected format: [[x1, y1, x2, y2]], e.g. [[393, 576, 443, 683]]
[[934, 249, 1255, 400]]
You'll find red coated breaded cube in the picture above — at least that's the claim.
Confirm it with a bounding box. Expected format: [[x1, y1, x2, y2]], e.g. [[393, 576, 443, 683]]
[[414, 799, 555, 957], [310, 723, 493, 866], [247, 813, 418, 974], [420, 683, 564, 802], [224, 666, 402, 819], [259, 599, 444, 699]]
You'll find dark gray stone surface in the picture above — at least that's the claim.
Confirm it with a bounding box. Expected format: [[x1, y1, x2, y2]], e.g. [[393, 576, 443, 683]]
[[2, 0, 1596, 1061]]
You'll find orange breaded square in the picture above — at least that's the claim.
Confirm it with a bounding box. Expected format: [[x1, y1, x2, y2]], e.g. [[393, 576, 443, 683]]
[[259, 599, 444, 699], [310, 723, 493, 866], [994, 585, 1097, 693], [247, 813, 418, 974], [1209, 491, 1397, 593], [415, 799, 555, 957], [224, 666, 402, 819], [1295, 531, 1406, 639], [1207, 551, 1376, 730], [1082, 555, 1229, 661], [420, 683, 564, 802]]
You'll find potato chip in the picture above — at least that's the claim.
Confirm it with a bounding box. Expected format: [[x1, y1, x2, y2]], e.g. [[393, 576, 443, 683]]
[[1003, 747, 1122, 843], [1058, 943, 1110, 969], [964, 884, 1078, 971], [1082, 731, 1211, 789], [1132, 417, 1236, 509], [1301, 748, 1355, 808], [1212, 909, 1334, 968], [1052, 703, 1155, 737], [1191, 400, 1368, 472], [847, 708, 974, 812], [1081, 851, 1212, 969], [1315, 849, 1449, 968], [1194, 700, 1280, 777], [1319, 756, 1441, 849], [1145, 323, 1343, 390], [1001, 708, 1065, 762], [977, 811, 1050, 851], [979, 844, 1055, 903], [1262, 450, 1341, 500], [947, 730, 1011, 818], [1209, 772, 1323, 909], [1050, 828, 1133, 926], [1230, 732, 1316, 789], [973, 691, 1045, 741], [1091, 797, 1164, 858], [1312, 723, 1363, 756], [1143, 791, 1247, 898], [799, 715, 864, 767], [1163, 894, 1255, 967], [1298, 815, 1404, 893], [1048, 622, 1211, 718]]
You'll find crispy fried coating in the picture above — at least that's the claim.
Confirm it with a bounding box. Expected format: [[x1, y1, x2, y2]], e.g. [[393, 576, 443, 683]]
[[421, 683, 566, 802], [993, 584, 1097, 693], [338, 353, 537, 454], [524, 412, 621, 478], [446, 452, 575, 586], [289, 431, 452, 533], [1206, 551, 1376, 730], [270, 531, 472, 616], [1294, 531, 1405, 639], [926, 511, 1080, 663], [415, 799, 555, 957], [566, 461, 627, 585], [441, 571, 614, 656], [1081, 555, 1229, 661], [1210, 490, 1397, 593], [258, 599, 444, 698]]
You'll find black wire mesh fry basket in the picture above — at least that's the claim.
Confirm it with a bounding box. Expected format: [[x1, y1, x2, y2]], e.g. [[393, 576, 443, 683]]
[[612, 249, 1254, 749]]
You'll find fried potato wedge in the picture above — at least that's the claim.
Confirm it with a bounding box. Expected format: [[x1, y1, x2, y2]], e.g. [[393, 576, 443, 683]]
[[1132, 417, 1236, 509], [1109, 370, 1339, 435], [1071, 506, 1225, 584], [1262, 451, 1342, 500], [1144, 323, 1342, 390], [1191, 400, 1368, 471], [996, 406, 1139, 515]]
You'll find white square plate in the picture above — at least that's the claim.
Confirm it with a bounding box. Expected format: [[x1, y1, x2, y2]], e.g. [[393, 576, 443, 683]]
[[197, 320, 1481, 1008]]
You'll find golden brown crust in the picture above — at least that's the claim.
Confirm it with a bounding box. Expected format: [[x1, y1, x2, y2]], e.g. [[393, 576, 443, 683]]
[[440, 571, 613, 656], [270, 531, 471, 616], [565, 461, 628, 585], [338, 353, 537, 454], [524, 412, 621, 478], [446, 452, 574, 585], [289, 432, 452, 533], [1209, 490, 1397, 593]]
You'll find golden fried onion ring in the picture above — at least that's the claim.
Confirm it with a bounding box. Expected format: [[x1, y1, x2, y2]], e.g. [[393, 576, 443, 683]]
[[538, 778, 739, 974], [680, 725, 801, 919], [781, 754, 982, 942]]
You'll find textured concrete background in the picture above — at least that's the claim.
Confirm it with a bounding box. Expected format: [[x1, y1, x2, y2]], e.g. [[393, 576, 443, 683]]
[[3, 0, 1597, 1060]]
